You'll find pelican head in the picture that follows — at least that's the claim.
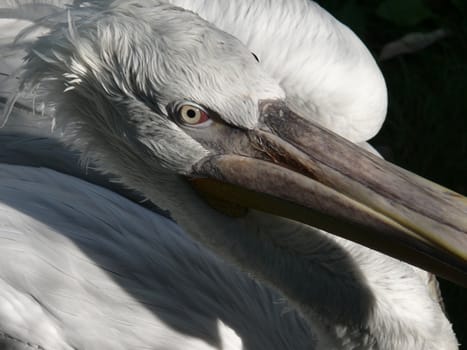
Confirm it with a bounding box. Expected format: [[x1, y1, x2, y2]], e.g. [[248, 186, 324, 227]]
[[18, 0, 467, 288]]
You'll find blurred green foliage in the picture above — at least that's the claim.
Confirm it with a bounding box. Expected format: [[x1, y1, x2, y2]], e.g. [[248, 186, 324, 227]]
[[316, 0, 467, 40], [376, 0, 433, 27], [316, 0, 467, 348]]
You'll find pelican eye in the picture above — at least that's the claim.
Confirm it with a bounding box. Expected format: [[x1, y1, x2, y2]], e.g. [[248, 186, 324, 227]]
[[177, 104, 210, 126]]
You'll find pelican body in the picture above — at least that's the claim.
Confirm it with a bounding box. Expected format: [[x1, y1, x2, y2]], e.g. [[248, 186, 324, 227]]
[[0, 0, 464, 349]]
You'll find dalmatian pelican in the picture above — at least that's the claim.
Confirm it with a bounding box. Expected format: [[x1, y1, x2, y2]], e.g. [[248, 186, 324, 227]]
[[0, 0, 465, 349]]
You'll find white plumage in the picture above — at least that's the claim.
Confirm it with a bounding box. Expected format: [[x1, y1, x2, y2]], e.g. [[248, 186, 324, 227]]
[[0, 164, 311, 349], [165, 0, 388, 142], [0, 1, 460, 349]]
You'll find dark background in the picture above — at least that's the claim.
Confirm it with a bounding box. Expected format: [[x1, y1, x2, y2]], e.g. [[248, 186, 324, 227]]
[[316, 0, 467, 347]]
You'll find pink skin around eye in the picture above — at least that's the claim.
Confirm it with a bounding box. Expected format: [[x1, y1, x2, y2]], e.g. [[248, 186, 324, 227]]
[[197, 110, 210, 124]]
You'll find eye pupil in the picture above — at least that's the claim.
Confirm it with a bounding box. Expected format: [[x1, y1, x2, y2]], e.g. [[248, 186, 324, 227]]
[[186, 109, 197, 118]]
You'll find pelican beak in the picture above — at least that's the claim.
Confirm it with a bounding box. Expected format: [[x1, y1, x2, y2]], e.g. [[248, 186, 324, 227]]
[[190, 101, 467, 287]]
